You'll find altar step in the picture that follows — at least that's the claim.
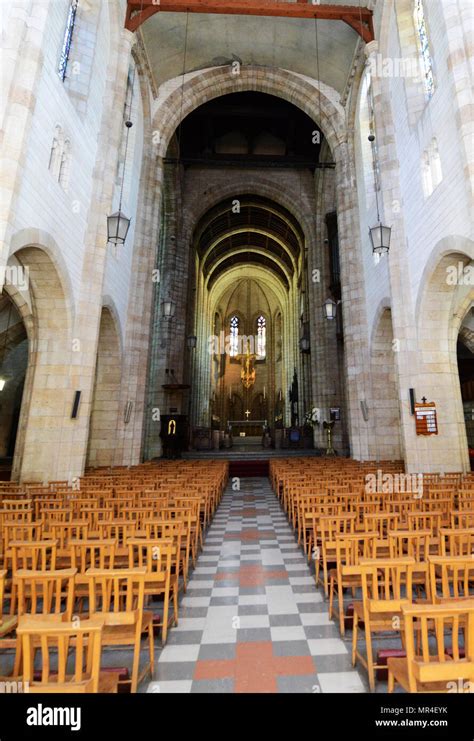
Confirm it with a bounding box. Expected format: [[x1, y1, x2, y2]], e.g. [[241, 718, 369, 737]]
[[229, 460, 269, 478], [183, 448, 322, 460]]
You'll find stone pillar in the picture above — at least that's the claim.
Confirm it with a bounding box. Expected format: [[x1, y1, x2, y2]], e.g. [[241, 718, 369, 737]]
[[0, 1, 48, 287], [365, 40, 470, 473], [364, 41, 422, 470], [115, 144, 164, 466], [441, 0, 474, 202], [333, 138, 376, 460], [143, 159, 191, 459], [309, 166, 346, 452], [18, 28, 135, 481]]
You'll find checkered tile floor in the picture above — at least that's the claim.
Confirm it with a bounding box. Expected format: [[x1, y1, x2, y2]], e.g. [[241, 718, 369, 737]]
[[143, 477, 368, 693]]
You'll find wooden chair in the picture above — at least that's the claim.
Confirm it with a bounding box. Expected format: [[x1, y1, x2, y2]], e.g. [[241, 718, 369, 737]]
[[407, 511, 442, 535], [2, 520, 43, 552], [440, 527, 474, 557], [127, 538, 175, 644], [0, 569, 17, 646], [428, 556, 474, 602], [388, 529, 431, 599], [15, 568, 76, 620], [12, 568, 77, 676], [162, 506, 200, 566], [69, 539, 116, 572], [86, 567, 153, 692], [16, 614, 121, 693], [143, 519, 186, 589], [315, 513, 357, 596], [388, 601, 474, 693], [388, 529, 431, 561], [451, 511, 474, 529], [10, 540, 58, 573], [50, 521, 89, 552], [328, 533, 378, 635], [364, 513, 399, 540], [352, 557, 416, 691]]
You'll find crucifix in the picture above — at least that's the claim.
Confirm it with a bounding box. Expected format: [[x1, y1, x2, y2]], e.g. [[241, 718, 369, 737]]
[[245, 409, 251, 419]]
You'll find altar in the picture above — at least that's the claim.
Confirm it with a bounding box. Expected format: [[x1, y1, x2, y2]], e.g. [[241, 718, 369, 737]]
[[229, 419, 266, 438]]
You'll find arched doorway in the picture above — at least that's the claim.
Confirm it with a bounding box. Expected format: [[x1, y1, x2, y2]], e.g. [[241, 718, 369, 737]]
[[0, 292, 28, 479]]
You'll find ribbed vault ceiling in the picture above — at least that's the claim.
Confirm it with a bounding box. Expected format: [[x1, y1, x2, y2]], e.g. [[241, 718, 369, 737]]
[[195, 195, 304, 288]]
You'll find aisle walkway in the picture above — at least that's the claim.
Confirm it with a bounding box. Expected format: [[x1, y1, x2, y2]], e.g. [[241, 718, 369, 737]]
[[145, 477, 366, 693]]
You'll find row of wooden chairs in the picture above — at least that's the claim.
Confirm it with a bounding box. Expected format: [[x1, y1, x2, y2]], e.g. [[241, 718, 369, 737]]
[[271, 458, 474, 693], [0, 568, 154, 692], [0, 461, 228, 692]]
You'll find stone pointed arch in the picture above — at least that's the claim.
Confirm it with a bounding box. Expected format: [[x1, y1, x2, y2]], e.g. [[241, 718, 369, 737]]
[[122, 64, 374, 464], [6, 238, 74, 481], [152, 66, 347, 160]]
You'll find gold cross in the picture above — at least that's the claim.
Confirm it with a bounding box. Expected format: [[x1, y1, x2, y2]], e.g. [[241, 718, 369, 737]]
[[245, 409, 250, 419]]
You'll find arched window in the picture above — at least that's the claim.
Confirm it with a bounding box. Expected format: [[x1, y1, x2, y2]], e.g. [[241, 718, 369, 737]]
[[257, 315, 266, 358], [413, 0, 435, 99], [58, 0, 79, 81], [229, 315, 239, 357]]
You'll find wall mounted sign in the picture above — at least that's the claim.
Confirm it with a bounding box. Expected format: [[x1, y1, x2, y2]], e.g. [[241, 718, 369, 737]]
[[414, 401, 438, 435]]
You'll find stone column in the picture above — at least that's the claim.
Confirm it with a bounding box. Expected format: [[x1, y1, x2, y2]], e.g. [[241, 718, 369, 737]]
[[18, 27, 135, 481], [143, 159, 191, 459], [364, 41, 422, 470], [333, 138, 376, 460], [365, 40, 470, 473], [309, 166, 346, 452], [0, 1, 48, 287], [441, 0, 474, 202]]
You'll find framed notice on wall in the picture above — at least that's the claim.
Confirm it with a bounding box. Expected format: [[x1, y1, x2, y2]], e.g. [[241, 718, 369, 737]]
[[414, 402, 438, 436]]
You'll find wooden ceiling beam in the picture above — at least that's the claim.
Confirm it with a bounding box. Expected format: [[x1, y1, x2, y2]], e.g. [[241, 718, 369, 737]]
[[125, 1, 374, 42]]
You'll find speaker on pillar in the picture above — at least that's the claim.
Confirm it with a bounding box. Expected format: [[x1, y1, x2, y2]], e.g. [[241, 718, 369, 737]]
[[360, 400, 369, 422], [71, 391, 81, 419]]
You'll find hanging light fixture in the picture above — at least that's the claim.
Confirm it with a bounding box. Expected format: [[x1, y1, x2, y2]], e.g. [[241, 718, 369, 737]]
[[367, 133, 392, 255], [323, 298, 338, 320], [161, 299, 176, 320], [107, 119, 133, 245], [369, 221, 392, 255]]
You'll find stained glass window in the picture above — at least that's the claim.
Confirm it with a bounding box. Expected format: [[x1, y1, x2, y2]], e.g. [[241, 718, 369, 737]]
[[58, 0, 79, 82], [229, 315, 239, 357], [414, 0, 435, 99], [257, 315, 266, 358]]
